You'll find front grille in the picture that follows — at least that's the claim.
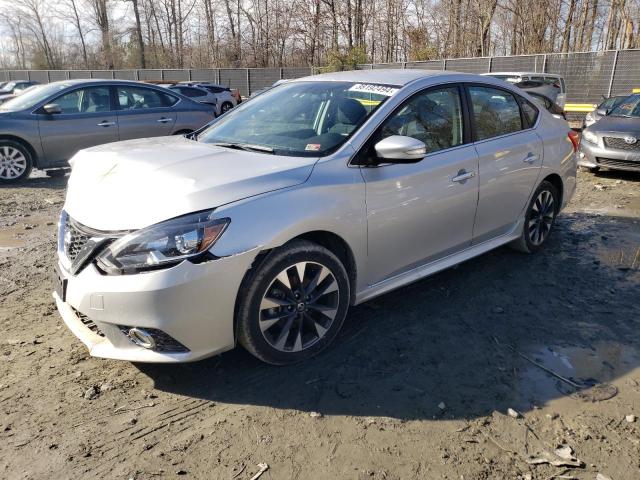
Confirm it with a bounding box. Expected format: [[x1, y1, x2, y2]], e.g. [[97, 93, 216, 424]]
[[596, 157, 640, 171], [64, 216, 91, 262], [603, 137, 640, 151], [72, 308, 106, 337], [118, 326, 190, 353]]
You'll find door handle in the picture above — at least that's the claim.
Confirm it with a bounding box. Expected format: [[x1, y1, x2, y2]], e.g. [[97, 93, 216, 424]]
[[157, 117, 171, 123], [97, 121, 115, 127], [452, 170, 475, 184], [523, 153, 540, 163]]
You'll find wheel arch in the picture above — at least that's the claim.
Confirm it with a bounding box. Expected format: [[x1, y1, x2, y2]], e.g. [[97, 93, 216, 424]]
[[0, 134, 39, 168], [541, 173, 563, 212]]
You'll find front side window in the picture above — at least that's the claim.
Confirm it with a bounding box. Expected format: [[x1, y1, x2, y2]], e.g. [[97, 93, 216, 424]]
[[117, 86, 177, 110], [53, 87, 111, 114], [469, 86, 523, 140], [197, 81, 395, 156], [374, 86, 464, 154]]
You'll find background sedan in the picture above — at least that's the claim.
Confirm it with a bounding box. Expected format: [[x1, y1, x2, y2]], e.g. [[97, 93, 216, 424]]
[[0, 79, 216, 182]]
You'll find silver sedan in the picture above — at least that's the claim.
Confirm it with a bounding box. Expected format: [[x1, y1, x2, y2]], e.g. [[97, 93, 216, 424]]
[[54, 70, 577, 364], [0, 79, 216, 182]]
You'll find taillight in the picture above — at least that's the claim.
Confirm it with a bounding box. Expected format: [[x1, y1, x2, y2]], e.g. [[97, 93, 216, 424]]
[[568, 130, 580, 152]]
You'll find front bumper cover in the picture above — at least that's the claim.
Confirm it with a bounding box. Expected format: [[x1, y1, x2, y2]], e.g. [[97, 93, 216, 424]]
[[579, 140, 640, 172], [54, 249, 257, 363]]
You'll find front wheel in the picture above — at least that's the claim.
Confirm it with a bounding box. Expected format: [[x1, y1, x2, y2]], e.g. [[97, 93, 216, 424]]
[[510, 180, 559, 254], [220, 102, 233, 114], [0, 141, 33, 183], [236, 240, 350, 365]]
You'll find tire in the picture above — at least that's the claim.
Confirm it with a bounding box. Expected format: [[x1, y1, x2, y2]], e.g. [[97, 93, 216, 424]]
[[220, 102, 233, 114], [45, 169, 67, 178], [236, 239, 350, 365], [510, 180, 560, 254], [0, 140, 33, 183]]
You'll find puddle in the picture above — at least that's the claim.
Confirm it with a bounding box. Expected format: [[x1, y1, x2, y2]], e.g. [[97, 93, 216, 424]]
[[513, 342, 640, 407]]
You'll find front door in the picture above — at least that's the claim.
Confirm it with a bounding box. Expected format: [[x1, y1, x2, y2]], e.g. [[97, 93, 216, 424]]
[[359, 86, 480, 285], [115, 85, 177, 140], [38, 86, 118, 164], [466, 85, 543, 243]]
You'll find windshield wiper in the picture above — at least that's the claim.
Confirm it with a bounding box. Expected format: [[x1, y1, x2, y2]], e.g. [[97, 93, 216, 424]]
[[210, 142, 275, 154]]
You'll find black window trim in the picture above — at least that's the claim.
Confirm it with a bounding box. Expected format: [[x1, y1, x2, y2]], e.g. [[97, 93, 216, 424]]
[[351, 82, 472, 167], [462, 82, 540, 145]]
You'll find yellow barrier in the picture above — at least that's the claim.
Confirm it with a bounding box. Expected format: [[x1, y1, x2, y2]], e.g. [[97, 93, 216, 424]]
[[564, 103, 597, 113], [633, 88, 640, 93]]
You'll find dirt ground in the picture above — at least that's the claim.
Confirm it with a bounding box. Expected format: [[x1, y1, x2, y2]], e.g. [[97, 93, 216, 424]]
[[1, 168, 639, 480]]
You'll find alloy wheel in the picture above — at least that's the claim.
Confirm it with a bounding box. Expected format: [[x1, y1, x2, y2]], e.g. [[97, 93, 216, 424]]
[[0, 146, 28, 180], [528, 190, 555, 246], [259, 261, 340, 353]]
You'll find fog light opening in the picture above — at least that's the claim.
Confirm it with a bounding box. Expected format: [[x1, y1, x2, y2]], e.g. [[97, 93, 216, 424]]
[[128, 328, 157, 349]]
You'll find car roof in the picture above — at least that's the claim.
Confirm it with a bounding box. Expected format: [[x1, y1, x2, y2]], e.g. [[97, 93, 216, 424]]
[[293, 69, 481, 86], [45, 79, 167, 87], [482, 72, 562, 78]]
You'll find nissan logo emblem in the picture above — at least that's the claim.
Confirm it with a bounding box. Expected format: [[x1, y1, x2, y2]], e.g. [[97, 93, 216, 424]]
[[624, 136, 637, 144]]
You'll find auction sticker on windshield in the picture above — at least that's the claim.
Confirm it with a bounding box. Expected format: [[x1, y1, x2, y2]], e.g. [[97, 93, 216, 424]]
[[348, 83, 399, 96]]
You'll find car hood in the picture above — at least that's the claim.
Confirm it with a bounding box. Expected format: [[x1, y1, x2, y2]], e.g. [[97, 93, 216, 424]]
[[65, 136, 316, 230], [590, 115, 640, 135]]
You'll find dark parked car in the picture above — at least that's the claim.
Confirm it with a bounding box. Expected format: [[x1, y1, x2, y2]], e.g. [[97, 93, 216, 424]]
[[583, 95, 630, 128], [0, 79, 216, 182], [526, 91, 566, 120], [579, 94, 640, 173]]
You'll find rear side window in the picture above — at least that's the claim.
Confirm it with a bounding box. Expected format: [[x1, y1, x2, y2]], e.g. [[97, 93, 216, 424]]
[[469, 86, 522, 140], [520, 99, 539, 128], [117, 86, 177, 109]]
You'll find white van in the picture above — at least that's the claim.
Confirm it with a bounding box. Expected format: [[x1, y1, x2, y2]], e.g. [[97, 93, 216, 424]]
[[482, 72, 567, 109]]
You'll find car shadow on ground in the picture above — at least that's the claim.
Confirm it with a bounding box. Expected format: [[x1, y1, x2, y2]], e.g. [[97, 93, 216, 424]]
[[138, 211, 640, 421], [591, 169, 640, 182]]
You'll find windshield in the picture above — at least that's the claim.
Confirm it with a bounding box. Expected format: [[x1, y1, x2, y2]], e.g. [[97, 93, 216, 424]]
[[197, 81, 397, 156], [609, 95, 640, 118], [0, 83, 70, 111]]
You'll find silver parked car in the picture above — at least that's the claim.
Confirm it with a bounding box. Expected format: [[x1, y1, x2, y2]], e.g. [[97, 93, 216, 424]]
[[0, 79, 216, 182], [178, 82, 238, 114], [54, 70, 577, 365], [167, 84, 218, 113], [579, 93, 640, 172]]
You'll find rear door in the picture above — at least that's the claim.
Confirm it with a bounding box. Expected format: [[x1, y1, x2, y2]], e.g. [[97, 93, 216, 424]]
[[38, 85, 118, 163], [359, 85, 480, 284], [115, 85, 178, 140], [467, 84, 543, 243]]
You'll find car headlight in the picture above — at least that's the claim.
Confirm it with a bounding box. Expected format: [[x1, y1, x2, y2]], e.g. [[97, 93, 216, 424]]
[[96, 211, 229, 274], [582, 130, 598, 145]]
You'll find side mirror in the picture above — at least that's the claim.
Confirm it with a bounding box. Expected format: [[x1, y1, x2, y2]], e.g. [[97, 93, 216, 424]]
[[43, 103, 61, 115], [374, 135, 427, 163], [596, 108, 608, 116]]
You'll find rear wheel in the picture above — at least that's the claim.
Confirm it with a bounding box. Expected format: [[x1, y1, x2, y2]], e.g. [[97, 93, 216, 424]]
[[236, 240, 350, 365], [0, 140, 32, 183], [510, 180, 559, 254], [220, 102, 233, 114]]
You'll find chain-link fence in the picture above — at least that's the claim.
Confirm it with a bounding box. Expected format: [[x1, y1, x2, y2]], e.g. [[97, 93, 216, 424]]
[[1, 49, 638, 103], [357, 49, 640, 106]]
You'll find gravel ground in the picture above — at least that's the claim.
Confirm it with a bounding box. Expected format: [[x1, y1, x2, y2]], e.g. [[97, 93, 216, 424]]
[[0, 169, 639, 480]]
